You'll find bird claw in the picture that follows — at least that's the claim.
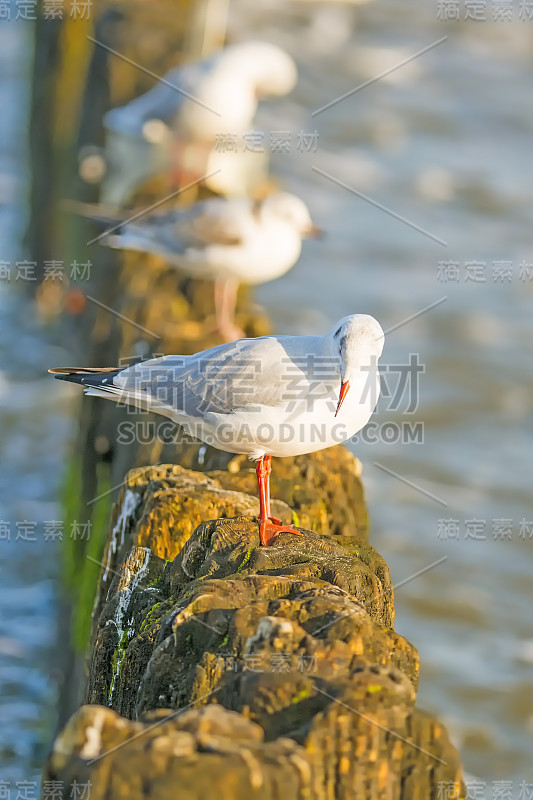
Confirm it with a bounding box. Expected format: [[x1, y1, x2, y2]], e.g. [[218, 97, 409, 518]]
[[259, 518, 303, 547]]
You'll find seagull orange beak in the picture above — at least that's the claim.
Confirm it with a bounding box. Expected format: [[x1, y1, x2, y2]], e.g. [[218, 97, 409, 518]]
[[335, 380, 350, 417], [304, 224, 324, 239]]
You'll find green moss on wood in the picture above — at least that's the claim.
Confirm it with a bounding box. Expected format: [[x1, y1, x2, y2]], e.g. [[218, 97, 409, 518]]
[[61, 456, 113, 652]]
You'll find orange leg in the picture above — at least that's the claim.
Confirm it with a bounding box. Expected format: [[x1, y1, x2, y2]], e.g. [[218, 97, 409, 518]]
[[169, 139, 211, 190], [255, 455, 303, 546], [214, 278, 245, 342]]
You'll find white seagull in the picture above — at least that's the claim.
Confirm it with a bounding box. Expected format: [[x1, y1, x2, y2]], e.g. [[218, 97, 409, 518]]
[[101, 41, 297, 204], [50, 314, 384, 546], [95, 192, 321, 341]]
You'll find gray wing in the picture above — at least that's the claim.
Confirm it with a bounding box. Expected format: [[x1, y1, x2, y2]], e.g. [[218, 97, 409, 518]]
[[103, 197, 256, 259], [104, 59, 215, 137], [104, 209, 191, 258], [114, 336, 306, 419]]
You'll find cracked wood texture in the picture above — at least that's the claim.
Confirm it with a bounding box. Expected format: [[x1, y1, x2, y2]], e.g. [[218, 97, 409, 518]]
[[44, 463, 465, 800]]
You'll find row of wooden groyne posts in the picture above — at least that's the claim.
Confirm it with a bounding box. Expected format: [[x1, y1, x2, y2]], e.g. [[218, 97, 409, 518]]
[[27, 5, 465, 797]]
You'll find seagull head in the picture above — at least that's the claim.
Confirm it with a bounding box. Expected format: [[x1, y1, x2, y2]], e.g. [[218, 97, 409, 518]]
[[262, 192, 322, 238], [329, 314, 385, 416], [231, 41, 297, 97]]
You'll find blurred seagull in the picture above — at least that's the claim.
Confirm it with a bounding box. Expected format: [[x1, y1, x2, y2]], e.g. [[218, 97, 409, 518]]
[[105, 40, 297, 142], [101, 41, 297, 204], [50, 314, 384, 545], [95, 192, 321, 341]]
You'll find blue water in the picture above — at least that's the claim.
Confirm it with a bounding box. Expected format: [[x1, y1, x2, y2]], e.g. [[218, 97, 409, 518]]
[[0, 18, 71, 786]]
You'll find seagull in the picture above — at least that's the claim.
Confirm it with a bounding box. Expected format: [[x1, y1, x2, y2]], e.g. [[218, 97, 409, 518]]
[[94, 192, 321, 341], [50, 314, 384, 546], [101, 41, 297, 204]]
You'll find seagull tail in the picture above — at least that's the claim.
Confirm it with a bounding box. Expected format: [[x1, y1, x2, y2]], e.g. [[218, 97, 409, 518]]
[[50, 367, 173, 416], [61, 199, 133, 246], [49, 367, 122, 387], [61, 199, 126, 228]]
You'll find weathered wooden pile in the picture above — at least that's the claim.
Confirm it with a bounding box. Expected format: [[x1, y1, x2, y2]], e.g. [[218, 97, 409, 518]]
[[45, 456, 465, 799]]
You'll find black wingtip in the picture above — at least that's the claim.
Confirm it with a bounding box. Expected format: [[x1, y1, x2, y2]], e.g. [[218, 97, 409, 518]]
[[49, 367, 120, 385], [49, 368, 86, 384]]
